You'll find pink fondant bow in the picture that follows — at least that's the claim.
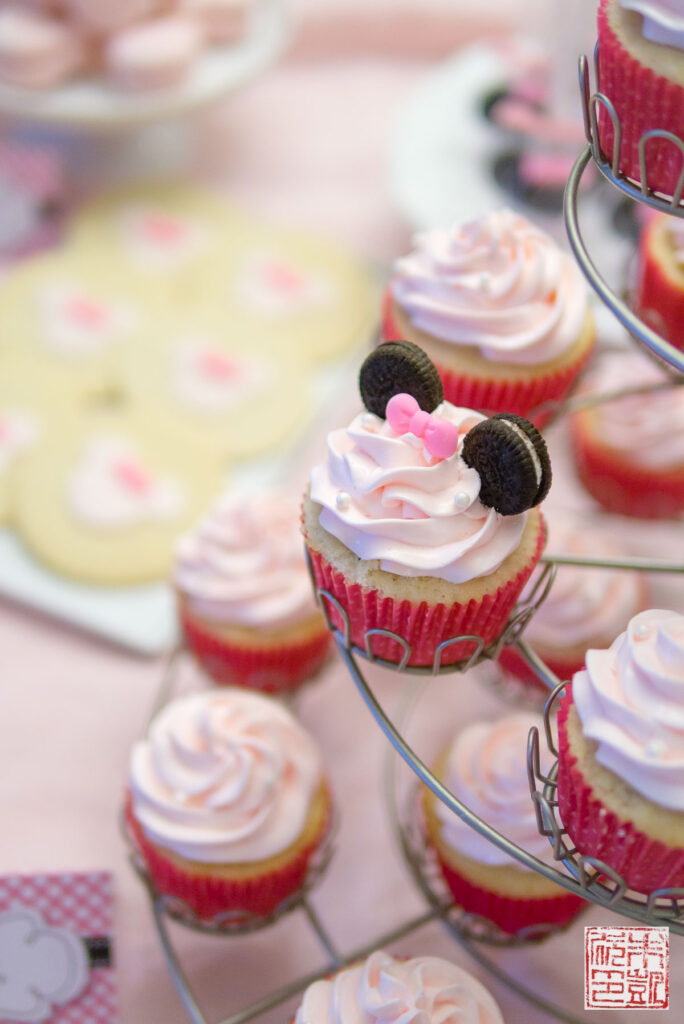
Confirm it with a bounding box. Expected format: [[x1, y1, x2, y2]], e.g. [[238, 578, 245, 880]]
[[385, 393, 459, 459]]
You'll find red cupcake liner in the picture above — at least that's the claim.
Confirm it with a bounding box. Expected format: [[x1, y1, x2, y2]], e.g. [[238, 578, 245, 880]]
[[435, 851, 585, 935], [497, 644, 583, 692], [125, 798, 328, 920], [382, 289, 593, 427], [557, 688, 684, 892], [634, 220, 684, 352], [597, 0, 684, 198], [571, 415, 684, 519], [306, 521, 544, 668], [180, 611, 332, 693]]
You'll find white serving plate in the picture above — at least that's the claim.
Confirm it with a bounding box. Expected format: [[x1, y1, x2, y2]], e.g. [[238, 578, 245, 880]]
[[0, 0, 290, 129]]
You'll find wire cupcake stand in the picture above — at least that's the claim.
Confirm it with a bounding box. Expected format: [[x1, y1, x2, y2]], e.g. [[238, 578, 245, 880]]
[[124, 54, 684, 1024]]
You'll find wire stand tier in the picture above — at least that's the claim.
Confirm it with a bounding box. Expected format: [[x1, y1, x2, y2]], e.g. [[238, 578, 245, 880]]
[[565, 50, 684, 373]]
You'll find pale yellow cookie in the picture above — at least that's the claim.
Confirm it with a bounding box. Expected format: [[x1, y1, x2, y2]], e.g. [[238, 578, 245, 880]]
[[14, 408, 226, 585]]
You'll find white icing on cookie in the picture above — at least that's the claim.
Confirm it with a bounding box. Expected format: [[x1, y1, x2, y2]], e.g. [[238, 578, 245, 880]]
[[40, 284, 136, 356], [238, 253, 336, 315], [67, 436, 185, 528], [172, 339, 270, 413], [0, 410, 39, 475], [119, 205, 207, 271]]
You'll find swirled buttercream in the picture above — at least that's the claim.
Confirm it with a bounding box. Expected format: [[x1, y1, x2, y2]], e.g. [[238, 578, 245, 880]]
[[573, 609, 684, 810], [621, 0, 684, 49], [390, 209, 587, 365], [129, 690, 324, 862], [523, 527, 645, 649], [175, 492, 318, 627], [294, 950, 504, 1024], [580, 352, 684, 468], [309, 403, 527, 583], [435, 714, 553, 867]]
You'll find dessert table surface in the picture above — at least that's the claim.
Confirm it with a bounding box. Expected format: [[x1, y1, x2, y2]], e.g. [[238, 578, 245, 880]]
[[2, 10, 683, 1023]]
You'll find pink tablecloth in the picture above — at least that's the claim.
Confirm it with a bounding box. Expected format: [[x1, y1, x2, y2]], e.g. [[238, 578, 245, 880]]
[[2, 31, 684, 1024]]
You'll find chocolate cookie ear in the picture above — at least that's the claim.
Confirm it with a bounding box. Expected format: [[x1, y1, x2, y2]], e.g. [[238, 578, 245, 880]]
[[462, 412, 551, 516], [359, 340, 443, 419]]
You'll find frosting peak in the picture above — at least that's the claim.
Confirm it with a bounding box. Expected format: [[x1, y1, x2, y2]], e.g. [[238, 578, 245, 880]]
[[129, 690, 324, 862], [295, 951, 504, 1024], [175, 492, 318, 627], [573, 609, 684, 810], [309, 402, 526, 583], [391, 209, 587, 365]]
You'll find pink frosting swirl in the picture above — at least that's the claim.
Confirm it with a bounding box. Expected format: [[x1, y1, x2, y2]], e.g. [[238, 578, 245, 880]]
[[174, 492, 318, 627], [573, 609, 684, 810], [621, 0, 684, 49], [309, 403, 526, 583], [523, 527, 645, 649], [129, 690, 324, 862], [580, 352, 684, 468], [390, 209, 587, 365], [436, 714, 553, 867], [294, 950, 504, 1024]]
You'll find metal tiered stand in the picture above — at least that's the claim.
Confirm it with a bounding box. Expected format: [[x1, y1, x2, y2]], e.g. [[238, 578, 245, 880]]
[[125, 51, 684, 1024]]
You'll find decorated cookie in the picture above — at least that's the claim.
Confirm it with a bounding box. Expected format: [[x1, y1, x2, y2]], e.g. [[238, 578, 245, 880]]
[[462, 412, 551, 515], [359, 339, 443, 418], [14, 409, 225, 584], [120, 318, 313, 460], [0, 250, 146, 398]]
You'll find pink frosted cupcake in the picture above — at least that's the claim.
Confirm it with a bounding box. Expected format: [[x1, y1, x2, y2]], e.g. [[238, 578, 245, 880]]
[[382, 209, 595, 426], [293, 950, 505, 1024], [125, 688, 333, 921], [498, 525, 650, 690], [634, 213, 684, 350], [570, 350, 684, 519], [303, 343, 550, 669], [175, 491, 331, 693], [423, 713, 585, 935], [558, 609, 684, 892], [597, 0, 684, 199]]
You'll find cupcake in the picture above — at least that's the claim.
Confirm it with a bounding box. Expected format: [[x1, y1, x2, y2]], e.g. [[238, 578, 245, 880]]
[[557, 609, 684, 892], [423, 713, 585, 935], [293, 950, 505, 1024], [381, 209, 595, 426], [634, 213, 684, 350], [498, 525, 650, 690], [175, 492, 331, 693], [570, 350, 684, 519], [597, 0, 684, 199], [125, 689, 333, 920], [302, 342, 550, 669]]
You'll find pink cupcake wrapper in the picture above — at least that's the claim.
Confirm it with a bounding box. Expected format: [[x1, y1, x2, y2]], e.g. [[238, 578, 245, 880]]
[[125, 798, 330, 921], [570, 415, 684, 519], [634, 222, 684, 352], [382, 289, 593, 427], [597, 0, 684, 198], [305, 522, 544, 668], [557, 688, 684, 892], [180, 611, 332, 693], [435, 851, 586, 935]]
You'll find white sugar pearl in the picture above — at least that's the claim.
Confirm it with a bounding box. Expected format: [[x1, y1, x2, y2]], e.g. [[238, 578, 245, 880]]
[[174, 791, 187, 804], [454, 492, 470, 510], [362, 413, 379, 431], [645, 739, 666, 758], [336, 491, 351, 510], [479, 273, 492, 289], [633, 623, 649, 638]]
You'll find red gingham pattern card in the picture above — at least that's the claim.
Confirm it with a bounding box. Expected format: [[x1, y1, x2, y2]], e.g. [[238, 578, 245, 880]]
[[0, 872, 116, 1024]]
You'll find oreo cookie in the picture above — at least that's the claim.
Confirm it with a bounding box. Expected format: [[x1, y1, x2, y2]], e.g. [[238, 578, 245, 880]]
[[359, 340, 443, 419], [462, 412, 551, 516]]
